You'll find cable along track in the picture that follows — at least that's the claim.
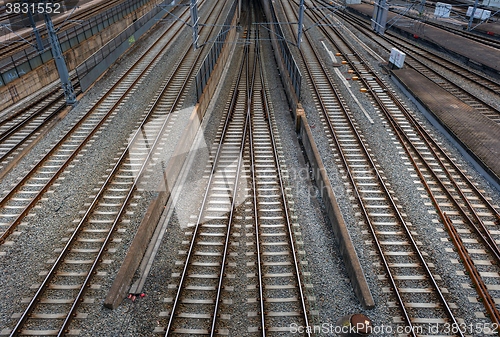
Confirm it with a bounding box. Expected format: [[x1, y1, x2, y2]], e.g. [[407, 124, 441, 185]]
[[276, 0, 465, 334], [163, 19, 311, 336], [304, 3, 500, 327], [3, 0, 234, 334]]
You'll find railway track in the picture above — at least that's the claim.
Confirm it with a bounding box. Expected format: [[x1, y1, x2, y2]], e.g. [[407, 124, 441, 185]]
[[0, 4, 185, 246], [0, 79, 81, 179], [314, 0, 500, 266], [0, 0, 221, 246], [2, 0, 236, 334], [375, 0, 500, 49], [331, 7, 500, 124], [297, 27, 461, 337], [278, 0, 498, 335], [327, 19, 500, 329], [162, 9, 312, 335], [1, 0, 498, 334]]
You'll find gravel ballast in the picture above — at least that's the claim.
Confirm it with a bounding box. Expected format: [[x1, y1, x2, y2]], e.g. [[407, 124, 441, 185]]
[[1, 1, 500, 336]]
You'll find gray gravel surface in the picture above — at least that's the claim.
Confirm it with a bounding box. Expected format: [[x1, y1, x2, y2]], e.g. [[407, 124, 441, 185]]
[[1, 2, 500, 336], [109, 5, 369, 336]]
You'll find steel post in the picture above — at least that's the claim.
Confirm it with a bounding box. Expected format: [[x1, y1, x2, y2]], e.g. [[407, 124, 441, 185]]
[[26, 7, 44, 52], [297, 0, 305, 49], [371, 0, 388, 35]]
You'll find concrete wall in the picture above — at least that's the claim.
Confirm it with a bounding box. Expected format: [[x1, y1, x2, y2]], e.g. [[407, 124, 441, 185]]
[[78, 3, 167, 91], [0, 0, 159, 111]]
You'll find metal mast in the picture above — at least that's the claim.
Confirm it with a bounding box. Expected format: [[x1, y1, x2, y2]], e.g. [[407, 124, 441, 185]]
[[25, 1, 44, 52], [44, 9, 77, 105], [467, 0, 480, 31]]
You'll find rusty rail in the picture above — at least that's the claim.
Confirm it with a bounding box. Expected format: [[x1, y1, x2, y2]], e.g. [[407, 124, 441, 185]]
[[442, 213, 500, 331]]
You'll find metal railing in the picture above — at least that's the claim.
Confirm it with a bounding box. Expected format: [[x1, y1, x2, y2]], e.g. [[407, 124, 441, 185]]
[[0, 0, 154, 87]]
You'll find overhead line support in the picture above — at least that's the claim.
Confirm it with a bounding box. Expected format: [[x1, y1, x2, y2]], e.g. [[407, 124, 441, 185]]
[[44, 9, 77, 105], [297, 0, 305, 49]]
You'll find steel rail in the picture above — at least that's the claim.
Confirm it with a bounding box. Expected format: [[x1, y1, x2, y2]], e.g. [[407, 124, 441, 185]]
[[308, 1, 500, 323], [305, 41, 460, 336], [0, 93, 64, 144], [324, 0, 500, 207], [315, 6, 500, 260], [398, 127, 500, 328], [269, 3, 415, 329], [442, 213, 500, 328], [164, 23, 250, 334], [0, 0, 192, 245], [0, 91, 73, 180], [58, 6, 220, 330], [0, 85, 63, 130], [0, 77, 80, 168], [278, 0, 463, 333], [9, 0, 224, 334], [313, 0, 500, 268], [253, 23, 312, 335], [297, 43, 412, 337], [209, 5, 255, 336], [57, 42, 207, 336], [319, 2, 500, 120], [375, 82, 500, 327], [8, 33, 179, 337], [208, 88, 250, 336], [373, 73, 500, 260], [370, 71, 500, 324], [248, 50, 267, 337], [321, 1, 500, 86], [356, 0, 500, 50], [310, 2, 500, 329]]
